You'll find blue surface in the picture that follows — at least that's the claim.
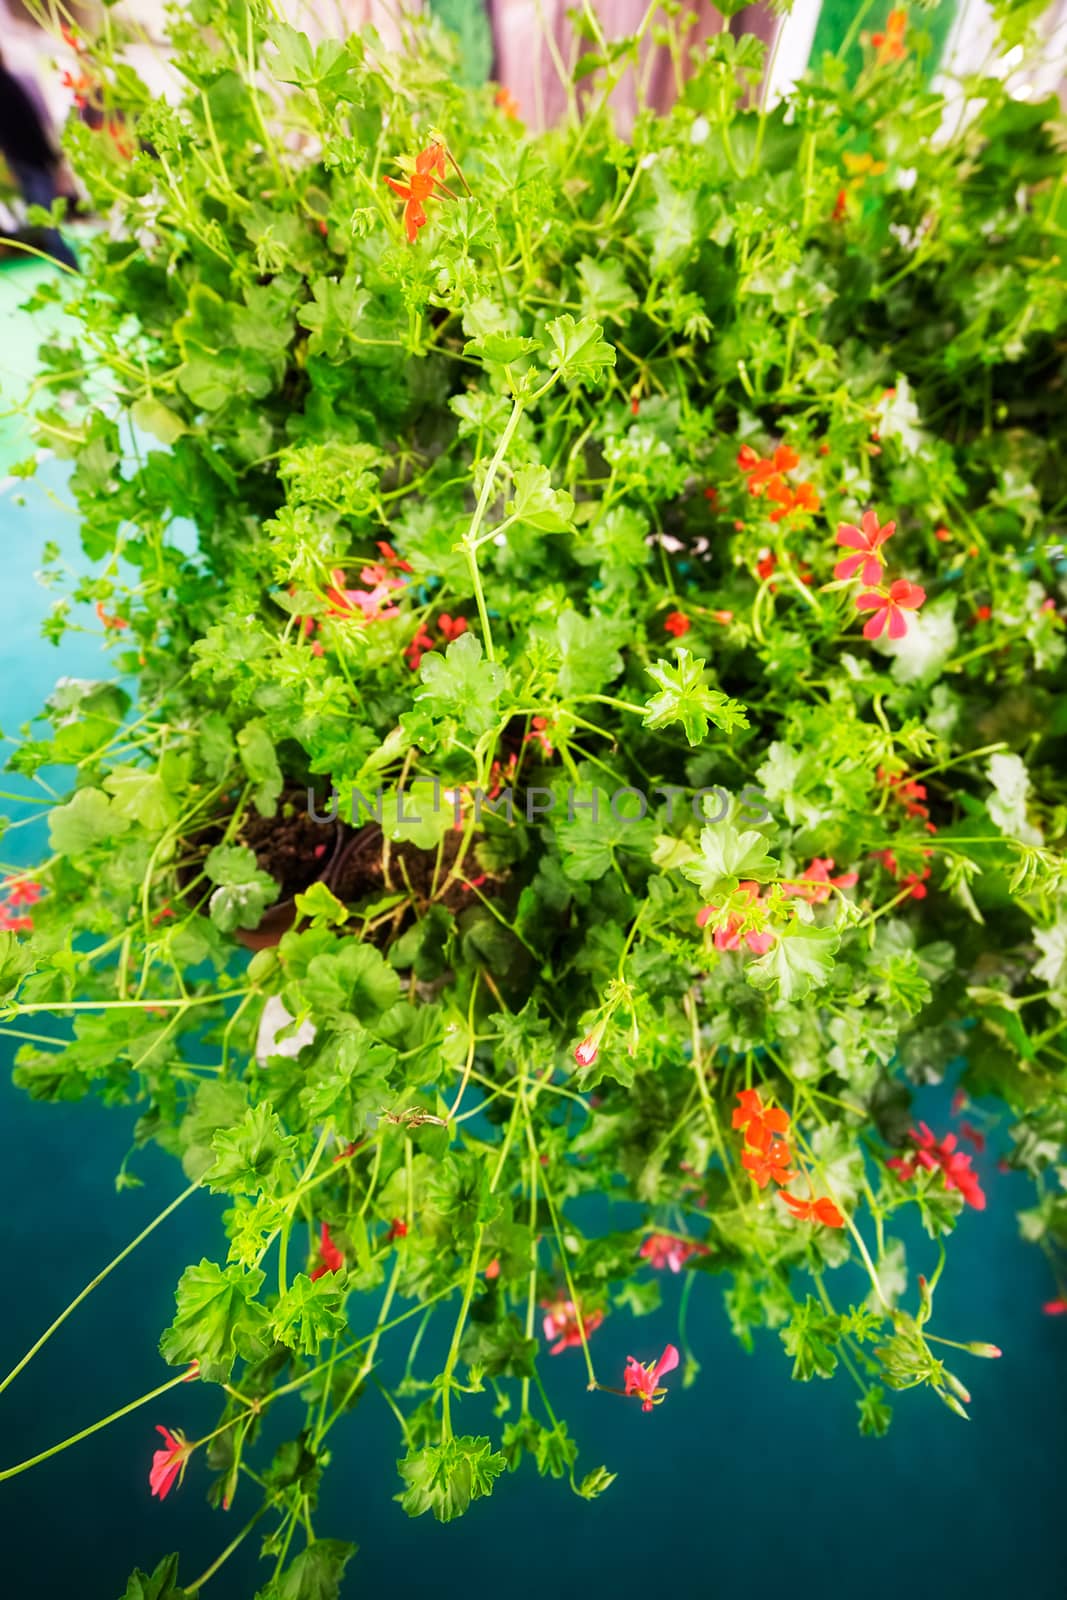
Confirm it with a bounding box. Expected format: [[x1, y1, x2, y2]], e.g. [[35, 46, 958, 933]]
[[1, 460, 1066, 1600]]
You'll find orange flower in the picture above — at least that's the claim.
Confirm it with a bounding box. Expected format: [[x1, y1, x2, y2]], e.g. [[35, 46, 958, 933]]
[[741, 1129, 796, 1190], [778, 1191, 845, 1228], [739, 444, 799, 495], [384, 143, 449, 244], [494, 85, 521, 119], [872, 9, 908, 64]]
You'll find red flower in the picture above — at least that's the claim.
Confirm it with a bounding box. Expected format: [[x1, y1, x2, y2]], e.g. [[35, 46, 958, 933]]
[[624, 1344, 680, 1412], [934, 526, 952, 543], [386, 1218, 408, 1242], [783, 857, 858, 903], [484, 1257, 501, 1279], [832, 187, 848, 223], [958, 1121, 986, 1154], [149, 1425, 192, 1500], [437, 613, 468, 642], [541, 1297, 604, 1354], [834, 511, 896, 584], [384, 143, 448, 243], [887, 1124, 985, 1210], [972, 605, 992, 624], [872, 8, 908, 63], [309, 1222, 345, 1281], [405, 625, 436, 670], [755, 548, 777, 581], [1044, 1299, 1067, 1316], [0, 906, 33, 933], [855, 579, 926, 640], [3, 878, 42, 907], [638, 1234, 709, 1273], [664, 611, 691, 637], [778, 1190, 845, 1228]]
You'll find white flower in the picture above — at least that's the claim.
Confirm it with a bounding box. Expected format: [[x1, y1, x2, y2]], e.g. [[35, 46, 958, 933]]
[[986, 752, 1042, 846]]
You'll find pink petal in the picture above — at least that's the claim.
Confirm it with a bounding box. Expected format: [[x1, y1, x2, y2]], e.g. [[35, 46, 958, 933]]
[[653, 1343, 681, 1383], [887, 607, 909, 639], [863, 609, 888, 640]]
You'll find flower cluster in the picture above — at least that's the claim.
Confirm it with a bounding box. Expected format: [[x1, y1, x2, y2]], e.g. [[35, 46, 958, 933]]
[[834, 511, 926, 640], [888, 1124, 986, 1210], [697, 883, 774, 955], [541, 1296, 604, 1355], [0, 878, 42, 934], [734, 1090, 845, 1227], [738, 443, 820, 523], [638, 1233, 709, 1273]]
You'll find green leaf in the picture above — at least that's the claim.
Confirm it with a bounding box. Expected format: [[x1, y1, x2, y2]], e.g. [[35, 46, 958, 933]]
[[293, 882, 349, 926], [576, 257, 637, 321], [160, 1259, 271, 1382], [103, 767, 179, 832], [746, 923, 841, 1003], [48, 787, 128, 855], [299, 943, 401, 1020], [780, 1295, 841, 1381], [576, 1463, 618, 1499], [397, 1436, 506, 1522], [130, 398, 188, 446], [465, 333, 543, 364], [254, 1540, 356, 1600], [505, 464, 575, 533], [642, 651, 749, 746], [204, 844, 279, 934], [271, 1273, 347, 1355], [119, 1552, 194, 1600], [237, 720, 283, 817], [415, 633, 506, 738], [544, 314, 616, 386], [0, 930, 36, 998], [300, 1025, 396, 1137], [857, 1385, 894, 1438], [682, 821, 778, 897], [205, 1103, 296, 1196]]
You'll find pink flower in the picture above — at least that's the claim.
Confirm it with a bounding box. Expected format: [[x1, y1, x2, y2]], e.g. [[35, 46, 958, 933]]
[[782, 858, 859, 904], [574, 1036, 599, 1068], [623, 1344, 680, 1412], [149, 1425, 192, 1500], [309, 1222, 345, 1281], [325, 567, 404, 623], [540, 1297, 604, 1354], [484, 1257, 501, 1280], [0, 906, 33, 933], [1043, 1299, 1067, 1315], [834, 511, 896, 584], [638, 1233, 709, 1273], [855, 579, 926, 640], [697, 882, 774, 954]]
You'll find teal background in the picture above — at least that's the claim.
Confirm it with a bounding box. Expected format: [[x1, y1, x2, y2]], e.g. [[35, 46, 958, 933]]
[[2, 260, 1066, 1599]]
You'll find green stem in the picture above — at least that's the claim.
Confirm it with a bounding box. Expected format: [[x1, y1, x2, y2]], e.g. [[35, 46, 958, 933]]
[[0, 1181, 200, 1399]]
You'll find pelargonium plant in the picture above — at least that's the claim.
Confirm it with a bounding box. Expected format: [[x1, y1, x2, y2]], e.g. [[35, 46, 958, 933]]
[[2, 3, 1067, 1595]]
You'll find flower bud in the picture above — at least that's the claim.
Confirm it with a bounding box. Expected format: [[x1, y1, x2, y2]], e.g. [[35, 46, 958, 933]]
[[964, 1342, 1002, 1359]]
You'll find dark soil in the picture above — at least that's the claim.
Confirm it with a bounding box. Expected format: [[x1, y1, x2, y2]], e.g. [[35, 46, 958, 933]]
[[328, 823, 473, 917], [238, 798, 338, 902]]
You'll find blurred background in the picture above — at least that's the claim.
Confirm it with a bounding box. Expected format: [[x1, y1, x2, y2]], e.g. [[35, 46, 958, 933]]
[[3, 3, 1067, 1597]]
